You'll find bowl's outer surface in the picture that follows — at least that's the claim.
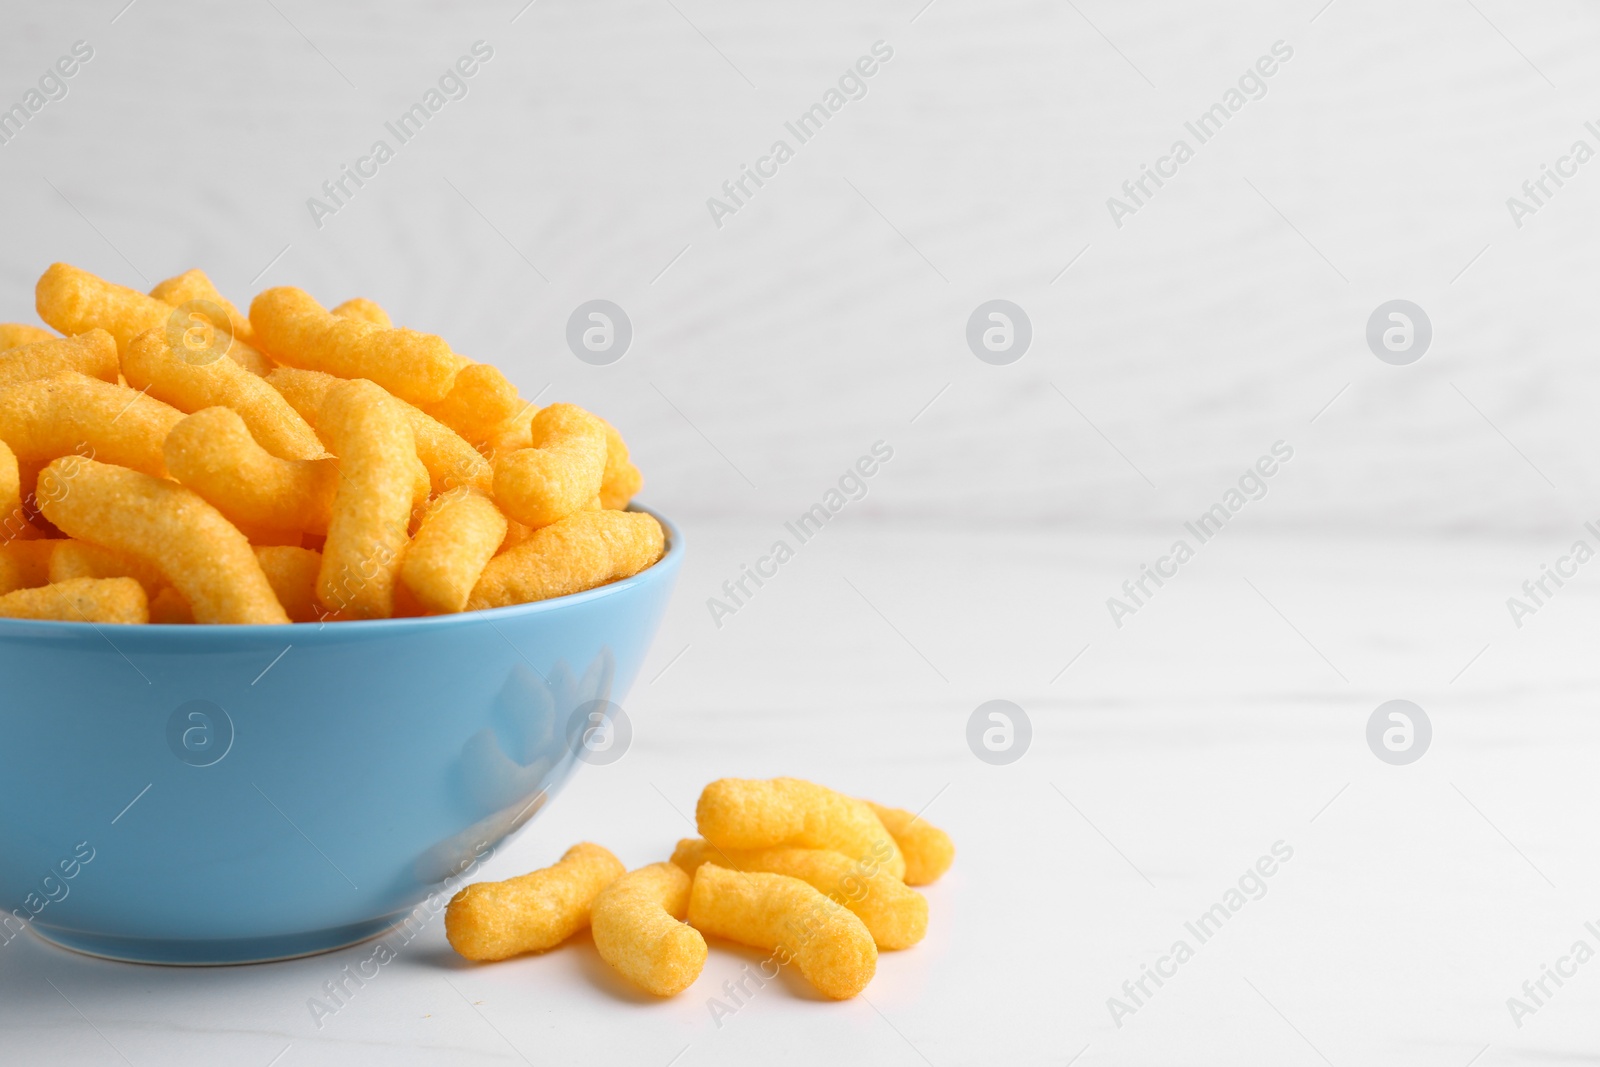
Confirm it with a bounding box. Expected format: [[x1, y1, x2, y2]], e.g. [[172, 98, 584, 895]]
[[0, 511, 681, 963]]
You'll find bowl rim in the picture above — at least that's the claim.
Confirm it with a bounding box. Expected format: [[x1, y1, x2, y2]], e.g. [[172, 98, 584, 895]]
[[0, 504, 682, 637]]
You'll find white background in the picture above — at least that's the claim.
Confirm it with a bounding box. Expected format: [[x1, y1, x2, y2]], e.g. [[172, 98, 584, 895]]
[[3, 1, 1600, 1064]]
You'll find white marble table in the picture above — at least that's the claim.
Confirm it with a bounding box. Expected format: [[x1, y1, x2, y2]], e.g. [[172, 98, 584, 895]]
[[4, 522, 1597, 1066]]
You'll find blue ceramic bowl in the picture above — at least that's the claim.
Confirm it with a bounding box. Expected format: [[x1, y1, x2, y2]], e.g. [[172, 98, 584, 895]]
[[0, 508, 681, 965]]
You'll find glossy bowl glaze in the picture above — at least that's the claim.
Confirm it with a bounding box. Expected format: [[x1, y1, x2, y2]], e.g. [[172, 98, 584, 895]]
[[0, 508, 681, 964]]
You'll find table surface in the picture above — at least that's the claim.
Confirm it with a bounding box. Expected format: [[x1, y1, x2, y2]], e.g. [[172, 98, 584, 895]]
[[4, 521, 1597, 1066]]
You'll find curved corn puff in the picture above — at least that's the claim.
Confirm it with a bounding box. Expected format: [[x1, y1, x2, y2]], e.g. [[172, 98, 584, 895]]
[[695, 778, 905, 882], [149, 268, 258, 347], [123, 327, 322, 460], [671, 840, 926, 950], [254, 545, 323, 623], [599, 419, 642, 510], [492, 403, 607, 528], [37, 457, 288, 625], [445, 842, 625, 961], [37, 262, 269, 373], [484, 402, 538, 459], [0, 329, 119, 389], [466, 509, 663, 611], [0, 439, 19, 537], [265, 367, 490, 494], [0, 576, 147, 624], [331, 297, 391, 327], [863, 801, 955, 886], [0, 372, 182, 479], [164, 407, 338, 535], [315, 379, 416, 619], [0, 324, 55, 351], [687, 864, 877, 1000], [48, 539, 166, 599], [249, 287, 460, 405], [400, 489, 507, 614], [591, 863, 706, 996], [147, 586, 194, 624], [423, 362, 519, 446], [0, 541, 55, 595]]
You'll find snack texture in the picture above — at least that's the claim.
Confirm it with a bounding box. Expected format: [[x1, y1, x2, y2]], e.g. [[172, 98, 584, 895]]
[[467, 510, 664, 611], [400, 489, 506, 614], [38, 262, 269, 374], [123, 327, 322, 460], [864, 800, 956, 886], [444, 842, 624, 961], [0, 372, 183, 481], [37, 457, 289, 625], [688, 863, 878, 999], [0, 330, 119, 389], [315, 379, 415, 620], [670, 839, 926, 950], [696, 777, 906, 882], [250, 286, 459, 405], [0, 575, 146, 624], [0, 541, 54, 595], [0, 324, 55, 350], [590, 862, 707, 996], [443, 779, 951, 1003], [164, 408, 338, 535], [493, 403, 608, 528], [0, 263, 656, 625]]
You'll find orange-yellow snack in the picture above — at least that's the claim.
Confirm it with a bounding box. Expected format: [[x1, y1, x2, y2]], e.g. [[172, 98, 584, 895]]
[[599, 420, 643, 510], [263, 367, 332, 428], [390, 405, 491, 497], [249, 287, 460, 406], [0, 329, 119, 389], [429, 428, 493, 494], [671, 840, 926, 950], [0, 439, 44, 543], [445, 842, 625, 962], [270, 368, 446, 506], [0, 541, 55, 595], [36, 262, 269, 373], [48, 540, 166, 599], [254, 545, 323, 622], [238, 524, 306, 548], [485, 401, 538, 458], [149, 268, 259, 347], [0, 324, 55, 350], [466, 510, 663, 611], [863, 801, 955, 887], [331, 297, 391, 327], [0, 576, 147, 624], [164, 408, 337, 535], [265, 367, 490, 494], [0, 372, 183, 479], [499, 518, 535, 552], [492, 404, 607, 528], [695, 778, 905, 882], [424, 362, 520, 446], [399, 489, 507, 614], [687, 864, 877, 999], [0, 440, 19, 534], [591, 862, 706, 996], [316, 379, 416, 619], [147, 586, 194, 624], [36, 457, 289, 625], [123, 328, 322, 460]]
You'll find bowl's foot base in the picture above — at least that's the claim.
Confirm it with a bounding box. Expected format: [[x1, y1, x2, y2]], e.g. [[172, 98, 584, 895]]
[[30, 915, 398, 966]]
